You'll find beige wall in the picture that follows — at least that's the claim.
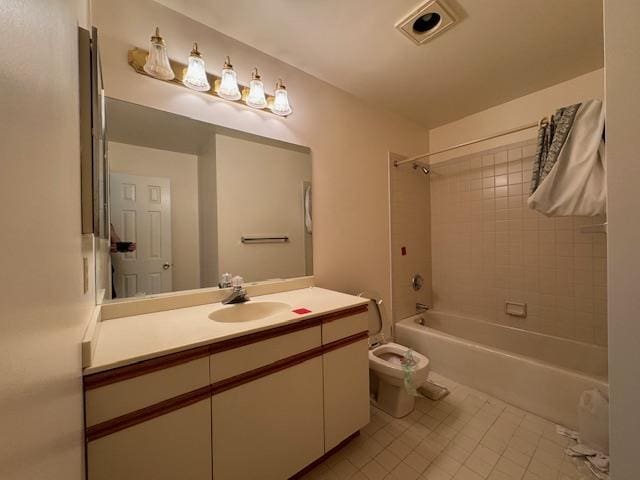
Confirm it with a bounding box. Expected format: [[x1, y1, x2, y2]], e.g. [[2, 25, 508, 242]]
[[109, 142, 201, 291], [197, 136, 219, 288], [91, 0, 429, 318], [428, 69, 604, 163], [390, 155, 432, 322], [430, 140, 607, 346], [0, 1, 93, 479], [604, 1, 640, 478], [216, 134, 311, 282]]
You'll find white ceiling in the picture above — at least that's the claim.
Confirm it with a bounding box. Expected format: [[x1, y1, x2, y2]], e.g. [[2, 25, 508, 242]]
[[155, 0, 604, 128]]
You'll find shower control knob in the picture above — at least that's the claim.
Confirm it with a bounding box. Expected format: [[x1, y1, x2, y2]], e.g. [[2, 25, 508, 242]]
[[412, 274, 424, 291]]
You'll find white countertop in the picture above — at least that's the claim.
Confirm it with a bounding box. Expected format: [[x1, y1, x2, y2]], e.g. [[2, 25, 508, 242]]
[[85, 287, 369, 375]]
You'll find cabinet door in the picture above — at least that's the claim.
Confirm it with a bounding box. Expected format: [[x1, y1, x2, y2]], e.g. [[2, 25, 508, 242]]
[[323, 339, 370, 450], [87, 399, 212, 480], [211, 357, 324, 480]]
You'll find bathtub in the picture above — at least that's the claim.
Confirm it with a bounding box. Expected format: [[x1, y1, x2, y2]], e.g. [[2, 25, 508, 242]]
[[395, 311, 608, 429]]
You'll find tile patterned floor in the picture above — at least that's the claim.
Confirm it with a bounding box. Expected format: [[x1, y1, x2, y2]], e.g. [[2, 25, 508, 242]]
[[302, 373, 596, 480]]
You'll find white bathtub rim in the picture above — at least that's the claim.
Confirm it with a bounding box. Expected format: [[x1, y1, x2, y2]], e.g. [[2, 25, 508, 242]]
[[402, 310, 608, 354], [396, 317, 609, 388]]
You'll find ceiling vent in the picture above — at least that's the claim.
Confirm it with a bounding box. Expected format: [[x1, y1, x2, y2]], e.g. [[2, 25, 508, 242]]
[[395, 0, 458, 45]]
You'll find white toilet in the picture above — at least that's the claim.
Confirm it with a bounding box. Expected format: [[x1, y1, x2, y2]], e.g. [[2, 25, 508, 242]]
[[369, 342, 430, 417], [360, 293, 431, 418]]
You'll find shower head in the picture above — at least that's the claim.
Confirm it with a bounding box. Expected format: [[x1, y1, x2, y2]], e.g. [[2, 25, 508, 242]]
[[412, 162, 431, 175]]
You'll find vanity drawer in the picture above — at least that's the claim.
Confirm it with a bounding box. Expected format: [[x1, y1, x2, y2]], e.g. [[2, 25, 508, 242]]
[[322, 309, 369, 344], [210, 325, 321, 383], [85, 350, 210, 426]]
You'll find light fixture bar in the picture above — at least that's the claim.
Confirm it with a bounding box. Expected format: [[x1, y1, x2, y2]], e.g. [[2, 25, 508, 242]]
[[127, 47, 290, 117]]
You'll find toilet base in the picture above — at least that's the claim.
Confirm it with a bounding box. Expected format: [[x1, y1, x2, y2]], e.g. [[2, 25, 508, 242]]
[[374, 379, 416, 418]]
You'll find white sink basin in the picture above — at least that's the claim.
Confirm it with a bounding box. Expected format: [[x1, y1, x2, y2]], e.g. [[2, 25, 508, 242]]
[[208, 301, 291, 323]]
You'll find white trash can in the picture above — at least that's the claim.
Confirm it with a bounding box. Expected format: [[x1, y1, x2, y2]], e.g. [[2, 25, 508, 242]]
[[578, 389, 609, 455]]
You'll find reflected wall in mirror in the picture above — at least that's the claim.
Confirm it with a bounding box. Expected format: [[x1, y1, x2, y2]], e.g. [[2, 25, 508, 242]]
[[98, 98, 312, 303]]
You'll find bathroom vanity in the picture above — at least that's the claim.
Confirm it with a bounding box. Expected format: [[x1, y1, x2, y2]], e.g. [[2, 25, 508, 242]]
[[83, 285, 370, 480], [82, 86, 369, 479]]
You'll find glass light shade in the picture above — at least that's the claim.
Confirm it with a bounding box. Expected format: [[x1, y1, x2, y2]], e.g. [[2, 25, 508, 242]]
[[143, 28, 175, 81], [182, 44, 210, 92], [218, 68, 242, 100], [270, 80, 292, 116], [246, 70, 267, 109], [218, 67, 241, 101]]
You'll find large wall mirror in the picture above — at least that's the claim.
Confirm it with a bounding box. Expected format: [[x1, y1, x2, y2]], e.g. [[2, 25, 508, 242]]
[[97, 99, 312, 303]]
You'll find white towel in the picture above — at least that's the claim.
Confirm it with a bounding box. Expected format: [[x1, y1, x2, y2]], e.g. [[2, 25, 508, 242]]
[[556, 425, 580, 440], [585, 461, 610, 480], [528, 99, 606, 216], [565, 443, 610, 478]]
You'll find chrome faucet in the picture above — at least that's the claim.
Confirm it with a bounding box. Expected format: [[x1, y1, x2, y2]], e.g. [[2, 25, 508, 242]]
[[222, 276, 250, 305]]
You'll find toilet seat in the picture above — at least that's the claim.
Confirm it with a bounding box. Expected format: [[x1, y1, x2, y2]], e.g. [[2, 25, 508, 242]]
[[369, 342, 430, 380]]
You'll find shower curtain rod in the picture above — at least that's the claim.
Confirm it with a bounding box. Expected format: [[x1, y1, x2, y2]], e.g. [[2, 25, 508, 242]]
[[393, 121, 540, 167]]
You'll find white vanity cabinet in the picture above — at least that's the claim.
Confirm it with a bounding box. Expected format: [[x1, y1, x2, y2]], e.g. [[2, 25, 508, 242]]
[[323, 339, 370, 450], [211, 358, 325, 479], [87, 399, 212, 480], [83, 304, 369, 480], [84, 351, 212, 480], [209, 324, 325, 480], [322, 310, 371, 450]]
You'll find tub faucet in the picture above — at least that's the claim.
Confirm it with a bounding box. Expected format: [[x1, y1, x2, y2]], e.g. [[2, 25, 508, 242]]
[[416, 302, 431, 312], [222, 276, 250, 305]]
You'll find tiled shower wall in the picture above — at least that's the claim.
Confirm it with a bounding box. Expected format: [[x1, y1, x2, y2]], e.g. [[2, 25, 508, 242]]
[[390, 154, 432, 323], [430, 140, 607, 346]]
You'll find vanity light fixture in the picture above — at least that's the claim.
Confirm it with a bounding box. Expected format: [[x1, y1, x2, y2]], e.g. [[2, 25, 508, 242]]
[[129, 45, 293, 117], [143, 27, 175, 81], [245, 68, 267, 109], [270, 79, 292, 116], [182, 42, 211, 92], [217, 56, 241, 101]]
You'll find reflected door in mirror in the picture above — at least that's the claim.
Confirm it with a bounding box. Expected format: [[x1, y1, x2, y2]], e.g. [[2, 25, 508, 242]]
[[110, 173, 172, 298]]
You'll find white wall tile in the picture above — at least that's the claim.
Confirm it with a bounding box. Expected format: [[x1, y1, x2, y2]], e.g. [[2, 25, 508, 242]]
[[428, 140, 607, 346]]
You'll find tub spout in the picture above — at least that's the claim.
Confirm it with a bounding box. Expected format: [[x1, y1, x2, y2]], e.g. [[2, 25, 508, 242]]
[[416, 303, 431, 313]]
